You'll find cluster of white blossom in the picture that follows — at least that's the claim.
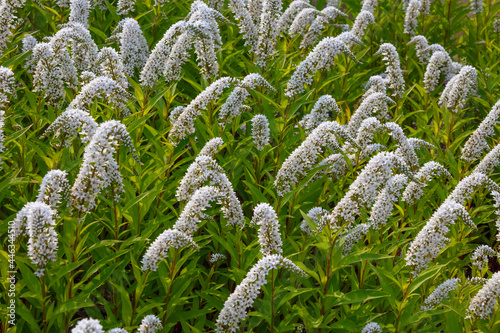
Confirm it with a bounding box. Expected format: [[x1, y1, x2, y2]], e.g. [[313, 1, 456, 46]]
[[138, 315, 163, 333], [462, 100, 500, 162], [474, 143, 500, 175], [251, 203, 282, 255], [361, 0, 378, 13], [117, 0, 135, 15], [285, 35, 357, 98], [140, 21, 186, 88], [22, 35, 38, 70], [164, 1, 227, 81], [300, 207, 331, 234], [439, 65, 477, 111], [108, 18, 149, 77], [406, 173, 500, 275], [176, 155, 244, 226], [36, 170, 70, 208], [299, 95, 342, 132], [467, 272, 500, 319], [0, 66, 14, 165], [345, 92, 394, 137], [313, 153, 348, 182], [300, 6, 346, 49], [199, 137, 224, 156], [376, 43, 405, 97], [69, 76, 131, 110], [363, 75, 387, 99], [404, 0, 421, 35], [361, 322, 382, 333], [278, 0, 312, 33], [252, 114, 270, 151], [469, 277, 488, 285], [215, 254, 306, 332], [141, 229, 199, 271], [470, 0, 483, 15], [69, 0, 90, 28], [423, 51, 460, 92], [0, 0, 26, 54], [71, 120, 139, 213], [471, 245, 496, 270], [494, 19, 500, 33], [24, 202, 58, 277], [31, 43, 66, 106], [330, 152, 412, 228], [210, 253, 227, 263], [169, 77, 239, 145], [351, 10, 375, 41], [402, 161, 451, 204], [406, 200, 472, 275], [42, 108, 97, 147], [54, 22, 99, 73], [420, 278, 460, 311], [368, 174, 409, 228], [274, 121, 351, 196], [288, 8, 322, 38], [72, 318, 104, 333], [229, 0, 259, 51], [96, 47, 129, 89], [174, 186, 232, 234], [255, 0, 283, 67], [13, 169, 69, 240], [219, 73, 275, 124]]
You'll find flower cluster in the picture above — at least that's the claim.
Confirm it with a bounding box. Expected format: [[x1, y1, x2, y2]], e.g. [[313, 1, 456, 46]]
[[471, 245, 496, 271], [376, 43, 405, 97], [285, 35, 357, 98], [0, 0, 26, 54], [96, 47, 129, 89], [169, 77, 239, 145], [251, 203, 283, 255], [423, 51, 459, 92], [72, 318, 104, 333], [299, 95, 342, 132], [138, 315, 163, 333], [402, 161, 451, 204], [215, 254, 306, 332], [219, 73, 275, 124], [462, 100, 500, 162], [363, 75, 387, 99], [351, 10, 375, 40], [141, 229, 199, 271], [361, 322, 382, 333], [300, 6, 346, 49], [199, 137, 224, 156], [229, 0, 259, 51], [404, 0, 421, 35], [345, 92, 394, 137], [176, 155, 244, 226], [252, 114, 270, 151], [42, 108, 98, 147], [274, 121, 351, 196], [438, 65, 477, 111], [210, 253, 227, 263], [368, 174, 408, 228], [255, 0, 283, 67], [300, 207, 331, 234], [420, 278, 460, 311], [108, 18, 149, 77], [69, 76, 131, 110], [467, 272, 500, 319], [71, 120, 139, 213]]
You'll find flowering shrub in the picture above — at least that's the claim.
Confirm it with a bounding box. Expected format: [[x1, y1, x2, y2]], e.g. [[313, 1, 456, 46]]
[[2, 0, 500, 332]]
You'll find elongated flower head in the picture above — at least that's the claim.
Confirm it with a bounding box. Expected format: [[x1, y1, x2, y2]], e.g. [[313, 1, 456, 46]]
[[215, 254, 306, 332], [69, 0, 90, 28], [438, 65, 477, 112], [252, 114, 270, 151], [299, 95, 342, 132], [376, 43, 405, 97], [42, 108, 97, 147], [467, 271, 500, 319], [138, 315, 163, 333], [404, 0, 421, 35], [351, 10, 375, 40], [255, 0, 283, 67], [251, 203, 282, 255], [421, 278, 460, 311], [361, 322, 382, 333], [471, 245, 496, 271], [462, 100, 500, 162]]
